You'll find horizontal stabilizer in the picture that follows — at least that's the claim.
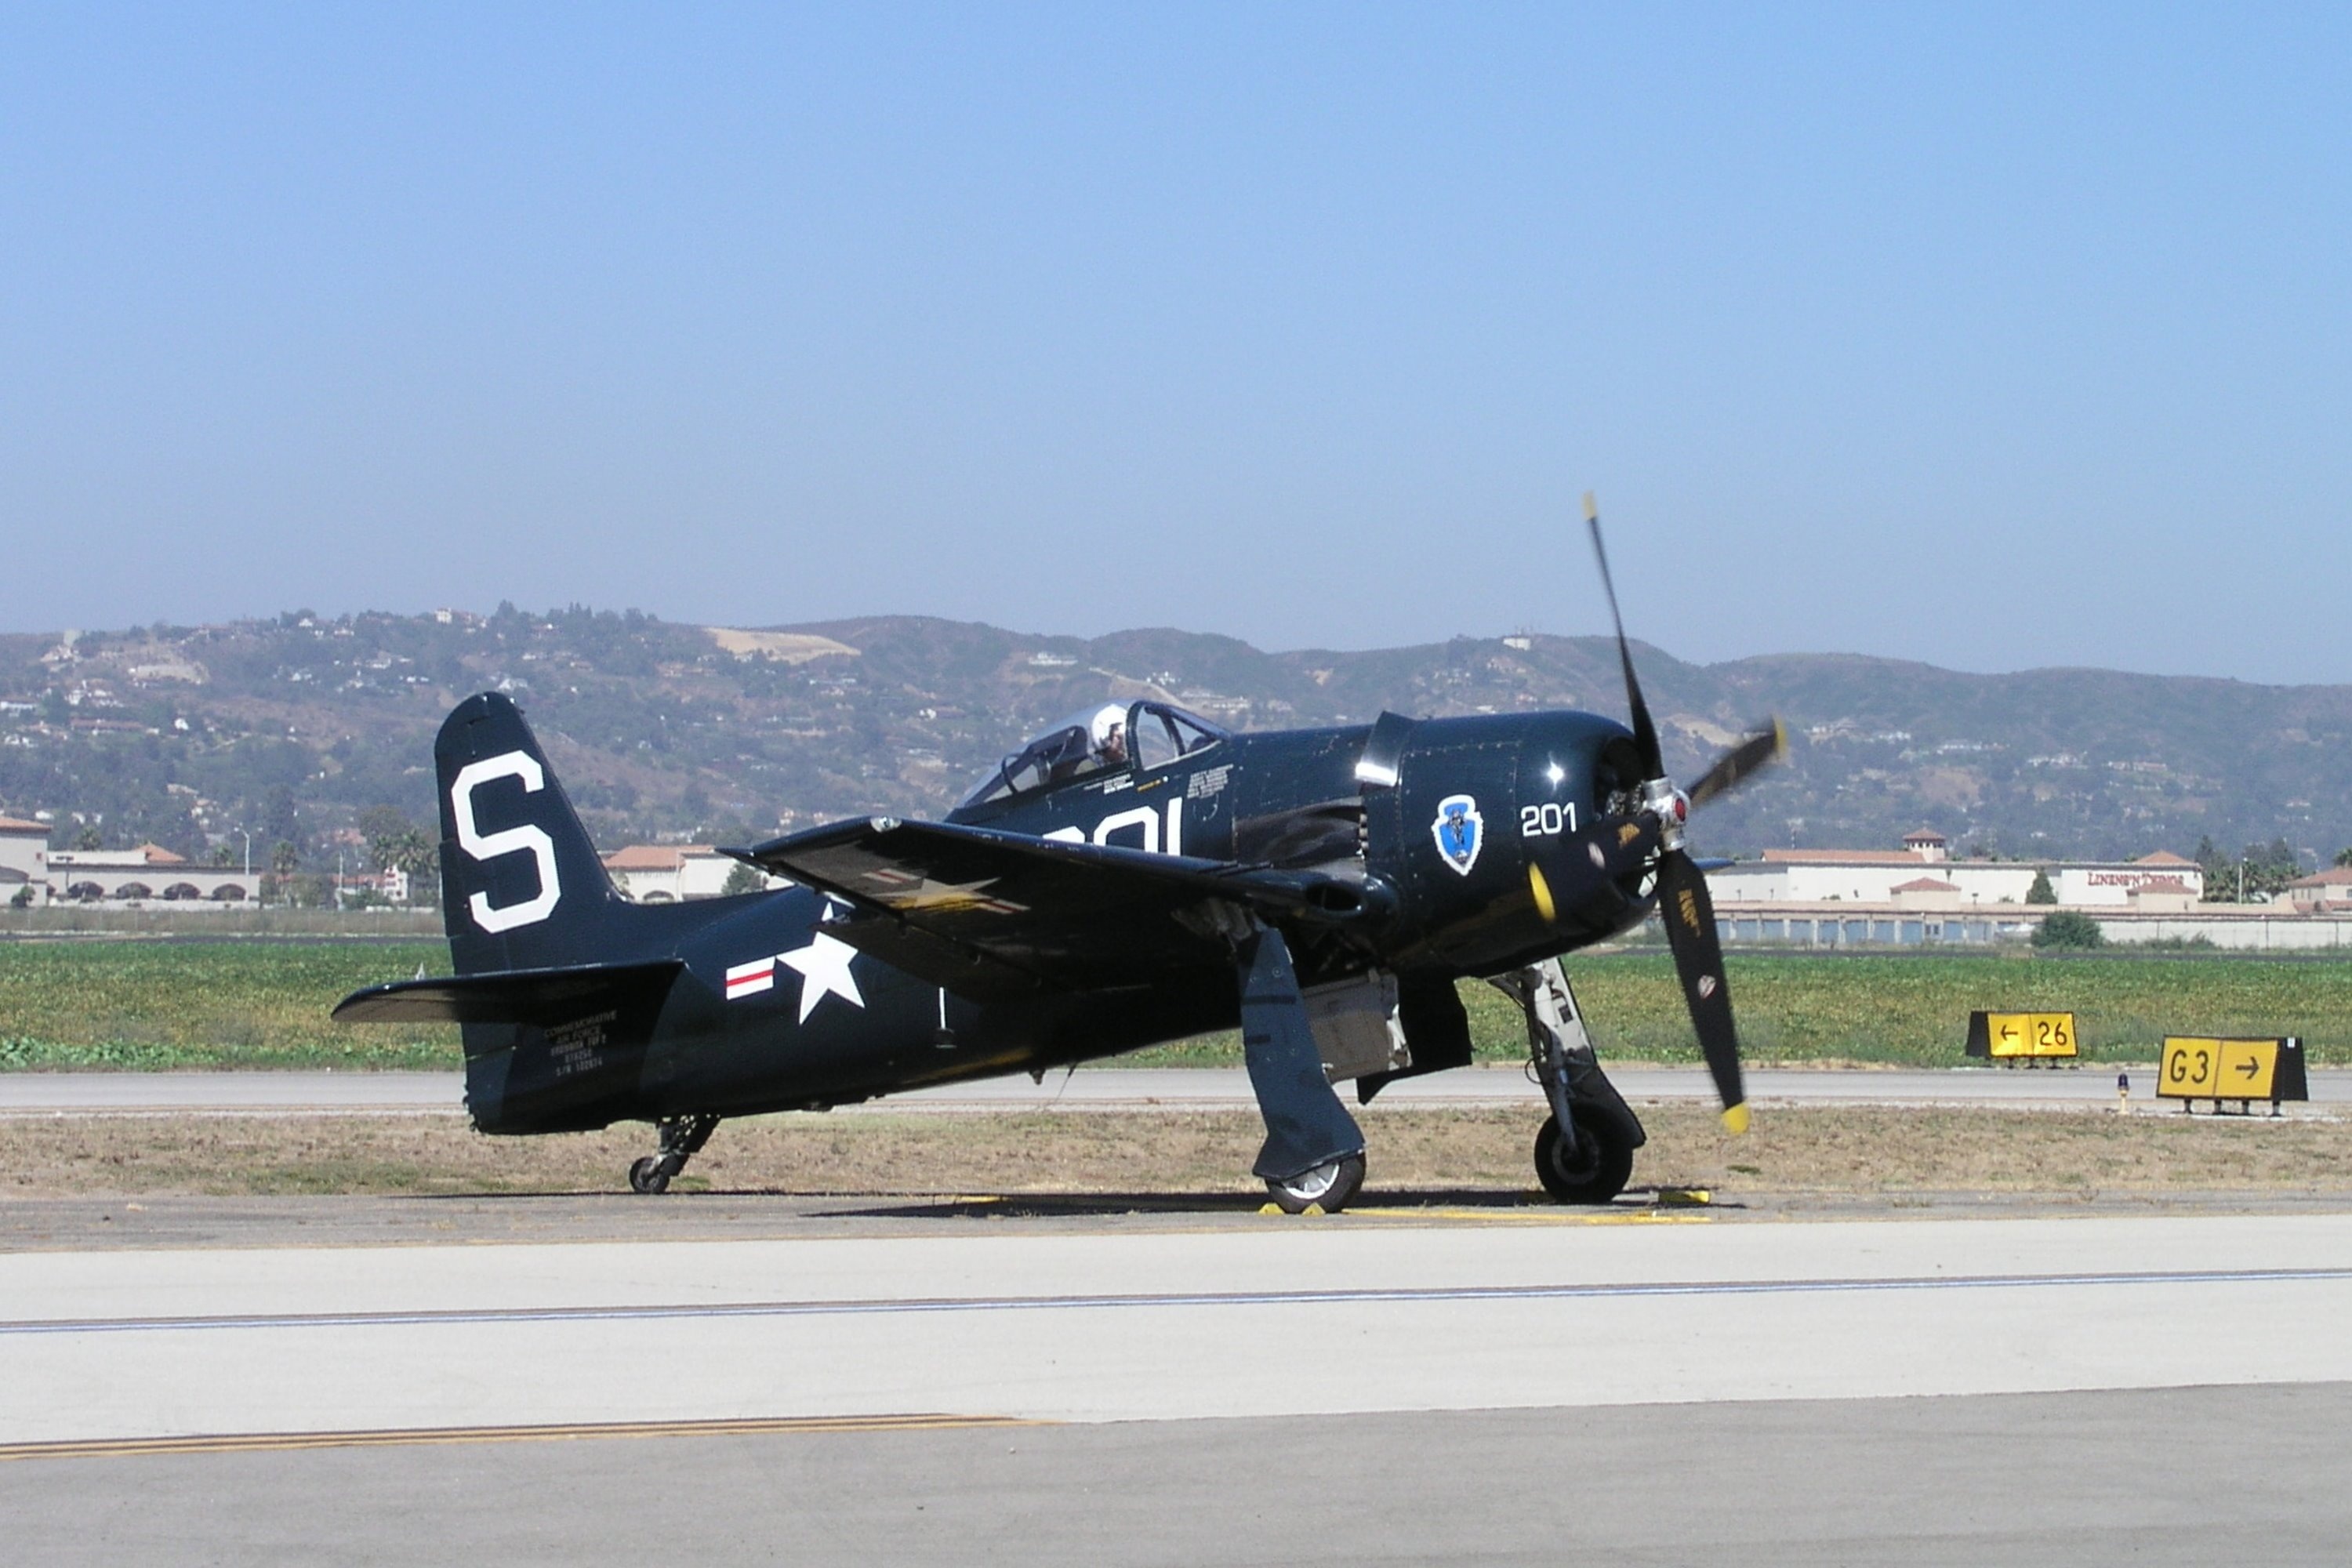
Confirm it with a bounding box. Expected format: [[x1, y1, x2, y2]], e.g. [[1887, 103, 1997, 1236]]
[[332, 959, 685, 1025]]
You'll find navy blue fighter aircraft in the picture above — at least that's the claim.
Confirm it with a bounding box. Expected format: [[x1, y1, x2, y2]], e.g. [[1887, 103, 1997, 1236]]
[[336, 500, 1784, 1212]]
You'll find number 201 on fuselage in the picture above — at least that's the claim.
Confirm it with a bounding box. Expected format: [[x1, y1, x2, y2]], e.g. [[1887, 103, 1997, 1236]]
[[1522, 802, 1577, 837]]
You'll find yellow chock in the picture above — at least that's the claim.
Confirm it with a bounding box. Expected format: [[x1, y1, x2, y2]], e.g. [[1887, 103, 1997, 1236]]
[[1656, 1188, 1712, 1207], [1258, 1203, 1283, 1217], [1302, 1203, 1327, 1218]]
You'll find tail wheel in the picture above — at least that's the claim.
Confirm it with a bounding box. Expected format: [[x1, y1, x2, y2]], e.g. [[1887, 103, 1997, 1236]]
[[1534, 1106, 1634, 1204], [628, 1156, 670, 1196], [1265, 1152, 1366, 1214]]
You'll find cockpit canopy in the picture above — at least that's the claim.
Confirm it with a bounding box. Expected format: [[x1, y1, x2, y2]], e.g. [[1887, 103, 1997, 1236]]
[[956, 700, 1229, 811]]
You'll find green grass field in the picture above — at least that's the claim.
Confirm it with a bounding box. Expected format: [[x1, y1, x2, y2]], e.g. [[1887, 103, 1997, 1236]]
[[1460, 951, 2352, 1067], [2, 939, 2349, 1071], [0, 941, 457, 1070]]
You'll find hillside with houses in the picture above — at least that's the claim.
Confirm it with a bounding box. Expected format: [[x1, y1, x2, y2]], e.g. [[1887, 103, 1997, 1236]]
[[2, 606, 2348, 898]]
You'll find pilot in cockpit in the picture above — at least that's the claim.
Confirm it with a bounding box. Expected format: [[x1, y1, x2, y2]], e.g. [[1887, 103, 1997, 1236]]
[[1091, 705, 1127, 769]]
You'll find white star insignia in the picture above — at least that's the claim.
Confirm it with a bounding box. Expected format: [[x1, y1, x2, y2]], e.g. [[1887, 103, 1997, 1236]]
[[778, 931, 865, 1023]]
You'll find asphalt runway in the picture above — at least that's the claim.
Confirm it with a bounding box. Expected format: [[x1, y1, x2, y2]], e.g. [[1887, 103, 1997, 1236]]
[[7, 1063, 2341, 1113], [5, 1209, 2352, 1563]]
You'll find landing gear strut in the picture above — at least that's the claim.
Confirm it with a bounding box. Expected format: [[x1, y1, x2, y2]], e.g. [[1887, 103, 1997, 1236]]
[[629, 1113, 720, 1195], [1490, 959, 1646, 1204], [1236, 925, 1368, 1214]]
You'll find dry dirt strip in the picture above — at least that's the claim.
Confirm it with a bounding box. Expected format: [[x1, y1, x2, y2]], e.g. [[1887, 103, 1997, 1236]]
[[3, 1103, 2348, 1200], [5, 1065, 2346, 1114]]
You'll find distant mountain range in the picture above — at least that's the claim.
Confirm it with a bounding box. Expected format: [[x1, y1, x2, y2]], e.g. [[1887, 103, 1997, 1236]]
[[2, 605, 2346, 872]]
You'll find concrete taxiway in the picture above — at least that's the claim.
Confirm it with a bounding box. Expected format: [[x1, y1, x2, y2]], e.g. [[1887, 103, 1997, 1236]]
[[4, 1205, 2352, 1563], [5, 1063, 2339, 1114]]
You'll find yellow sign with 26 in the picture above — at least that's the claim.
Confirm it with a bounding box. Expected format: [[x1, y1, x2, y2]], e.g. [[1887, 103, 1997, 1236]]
[[1982, 1011, 2078, 1059]]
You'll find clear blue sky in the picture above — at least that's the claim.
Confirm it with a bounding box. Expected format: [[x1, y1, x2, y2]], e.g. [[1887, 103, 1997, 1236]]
[[5, 5, 2347, 682]]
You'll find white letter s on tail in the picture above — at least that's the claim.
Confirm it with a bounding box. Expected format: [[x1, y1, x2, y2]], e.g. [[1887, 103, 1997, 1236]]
[[451, 752, 561, 931]]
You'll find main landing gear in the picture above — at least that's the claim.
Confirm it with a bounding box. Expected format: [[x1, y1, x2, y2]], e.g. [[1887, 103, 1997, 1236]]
[[629, 1113, 720, 1195], [1239, 926, 1370, 1214], [1490, 959, 1646, 1204], [1264, 1152, 1367, 1216]]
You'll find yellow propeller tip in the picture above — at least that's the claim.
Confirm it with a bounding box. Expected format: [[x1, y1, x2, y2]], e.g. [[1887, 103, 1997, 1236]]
[[1527, 862, 1556, 923], [1721, 1102, 1751, 1136], [1581, 491, 1599, 522], [1771, 717, 1788, 757]]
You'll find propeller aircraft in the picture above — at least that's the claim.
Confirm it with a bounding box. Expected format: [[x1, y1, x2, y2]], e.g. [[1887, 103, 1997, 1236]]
[[336, 499, 1785, 1212]]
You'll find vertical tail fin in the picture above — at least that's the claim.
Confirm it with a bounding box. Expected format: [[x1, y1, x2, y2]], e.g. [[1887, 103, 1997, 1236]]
[[435, 692, 620, 975]]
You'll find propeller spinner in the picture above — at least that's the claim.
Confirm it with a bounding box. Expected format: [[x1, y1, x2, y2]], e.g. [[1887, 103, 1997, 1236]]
[[1581, 492, 1785, 1134]]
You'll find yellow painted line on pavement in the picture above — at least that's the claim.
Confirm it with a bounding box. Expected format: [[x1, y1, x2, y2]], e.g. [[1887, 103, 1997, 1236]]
[[1348, 1206, 1713, 1227], [0, 1413, 1047, 1464]]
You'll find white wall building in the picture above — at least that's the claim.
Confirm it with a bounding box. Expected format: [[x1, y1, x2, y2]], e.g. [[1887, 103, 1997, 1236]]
[[0, 815, 47, 906], [1696, 831, 2272, 946], [45, 843, 257, 906], [601, 844, 786, 903], [1708, 830, 2203, 910]]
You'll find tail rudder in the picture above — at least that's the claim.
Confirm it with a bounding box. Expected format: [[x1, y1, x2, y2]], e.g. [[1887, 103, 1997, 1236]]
[[434, 692, 619, 975]]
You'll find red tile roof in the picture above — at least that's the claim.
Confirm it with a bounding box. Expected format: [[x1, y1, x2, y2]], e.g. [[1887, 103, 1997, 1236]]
[[0, 815, 46, 835]]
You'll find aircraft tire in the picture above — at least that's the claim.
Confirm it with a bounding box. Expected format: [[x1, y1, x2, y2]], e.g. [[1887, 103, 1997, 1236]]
[[1263, 1152, 1366, 1215], [1534, 1108, 1632, 1204], [628, 1156, 670, 1195]]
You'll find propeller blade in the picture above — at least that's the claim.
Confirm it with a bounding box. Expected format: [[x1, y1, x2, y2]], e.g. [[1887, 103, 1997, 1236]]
[[1582, 492, 1662, 779], [1686, 719, 1789, 809], [1655, 848, 1748, 1134]]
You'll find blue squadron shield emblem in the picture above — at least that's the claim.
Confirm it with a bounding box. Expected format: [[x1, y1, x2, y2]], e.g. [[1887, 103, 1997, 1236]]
[[1430, 793, 1484, 876]]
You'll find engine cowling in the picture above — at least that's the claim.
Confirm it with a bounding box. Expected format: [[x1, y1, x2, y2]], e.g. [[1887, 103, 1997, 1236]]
[[1362, 711, 1656, 974]]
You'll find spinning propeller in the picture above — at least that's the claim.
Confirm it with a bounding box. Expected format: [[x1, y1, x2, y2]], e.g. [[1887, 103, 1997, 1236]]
[[1582, 492, 1785, 1134]]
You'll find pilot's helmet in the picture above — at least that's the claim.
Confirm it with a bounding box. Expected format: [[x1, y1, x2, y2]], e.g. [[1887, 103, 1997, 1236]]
[[1089, 704, 1126, 746]]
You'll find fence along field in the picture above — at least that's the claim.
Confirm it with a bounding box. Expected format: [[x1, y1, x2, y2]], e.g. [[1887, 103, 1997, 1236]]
[[2, 942, 2350, 1072]]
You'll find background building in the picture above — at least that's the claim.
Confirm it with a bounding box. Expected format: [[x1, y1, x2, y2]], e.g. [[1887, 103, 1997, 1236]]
[[1700, 833, 2352, 949], [1708, 830, 2203, 909], [2283, 867, 2352, 913], [45, 843, 257, 906], [0, 816, 47, 906], [601, 844, 786, 903]]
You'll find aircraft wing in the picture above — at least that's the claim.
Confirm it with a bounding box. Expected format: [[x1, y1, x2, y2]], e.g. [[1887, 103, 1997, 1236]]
[[732, 817, 1356, 996]]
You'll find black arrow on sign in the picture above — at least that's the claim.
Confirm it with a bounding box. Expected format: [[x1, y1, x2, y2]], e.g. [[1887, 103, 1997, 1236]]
[[2236, 1058, 2260, 1079], [1999, 1023, 2017, 1043]]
